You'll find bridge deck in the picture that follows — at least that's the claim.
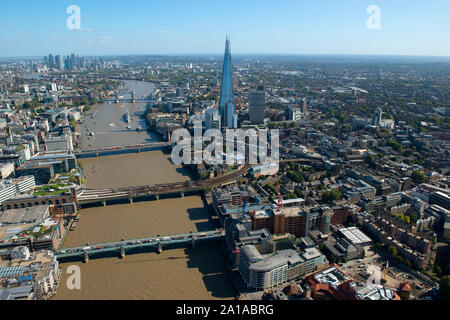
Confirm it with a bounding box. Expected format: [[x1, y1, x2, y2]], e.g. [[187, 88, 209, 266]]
[[76, 165, 251, 204], [75, 142, 171, 156], [56, 230, 224, 259]]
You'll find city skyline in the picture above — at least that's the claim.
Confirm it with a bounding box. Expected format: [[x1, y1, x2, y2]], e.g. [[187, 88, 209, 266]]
[[1, 0, 450, 58]]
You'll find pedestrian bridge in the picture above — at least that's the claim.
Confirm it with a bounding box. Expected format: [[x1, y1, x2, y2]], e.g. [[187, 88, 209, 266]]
[[56, 230, 224, 262]]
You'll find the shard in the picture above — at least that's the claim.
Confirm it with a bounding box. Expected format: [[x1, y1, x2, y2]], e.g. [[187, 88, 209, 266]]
[[219, 36, 235, 127]]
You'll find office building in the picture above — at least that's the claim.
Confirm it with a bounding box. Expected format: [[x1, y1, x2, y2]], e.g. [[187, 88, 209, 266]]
[[0, 163, 14, 179], [11, 176, 36, 194], [287, 106, 302, 122], [239, 244, 328, 290], [372, 108, 383, 126], [219, 37, 236, 127], [48, 54, 54, 69], [301, 98, 309, 118], [55, 55, 63, 70], [45, 132, 74, 152], [15, 150, 77, 185], [205, 108, 221, 131], [337, 226, 373, 247], [0, 184, 17, 207], [250, 207, 310, 238], [225, 102, 237, 129], [70, 54, 77, 70], [249, 88, 265, 125], [429, 191, 450, 210]]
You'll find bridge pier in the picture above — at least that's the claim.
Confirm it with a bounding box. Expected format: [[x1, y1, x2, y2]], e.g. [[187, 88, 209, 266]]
[[120, 247, 125, 259], [96, 153, 99, 158], [155, 194, 160, 201], [157, 242, 162, 254], [129, 196, 133, 204], [181, 192, 185, 198], [83, 251, 89, 263], [137, 149, 141, 153], [102, 200, 107, 207]]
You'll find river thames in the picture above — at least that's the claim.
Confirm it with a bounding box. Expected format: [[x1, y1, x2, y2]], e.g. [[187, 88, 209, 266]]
[[54, 80, 236, 300]]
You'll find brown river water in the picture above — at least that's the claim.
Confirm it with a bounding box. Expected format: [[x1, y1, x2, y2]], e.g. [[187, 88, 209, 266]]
[[54, 81, 236, 300]]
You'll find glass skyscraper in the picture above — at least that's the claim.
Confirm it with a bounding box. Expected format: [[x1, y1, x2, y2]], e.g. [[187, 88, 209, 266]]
[[219, 37, 235, 128]]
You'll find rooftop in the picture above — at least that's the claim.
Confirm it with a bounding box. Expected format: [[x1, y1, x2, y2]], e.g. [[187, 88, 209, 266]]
[[313, 266, 352, 289]]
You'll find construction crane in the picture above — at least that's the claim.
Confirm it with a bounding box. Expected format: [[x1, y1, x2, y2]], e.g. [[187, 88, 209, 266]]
[[274, 174, 282, 212]]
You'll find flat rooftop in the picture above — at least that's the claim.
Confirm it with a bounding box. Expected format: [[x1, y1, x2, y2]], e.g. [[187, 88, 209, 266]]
[[338, 226, 372, 246], [313, 266, 352, 289], [0, 206, 49, 225]]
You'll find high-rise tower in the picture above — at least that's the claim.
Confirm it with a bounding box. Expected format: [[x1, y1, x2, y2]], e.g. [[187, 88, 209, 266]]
[[219, 37, 235, 128], [249, 85, 265, 125]]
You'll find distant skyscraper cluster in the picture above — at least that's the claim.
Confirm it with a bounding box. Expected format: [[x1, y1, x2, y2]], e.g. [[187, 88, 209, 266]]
[[43, 53, 104, 71]]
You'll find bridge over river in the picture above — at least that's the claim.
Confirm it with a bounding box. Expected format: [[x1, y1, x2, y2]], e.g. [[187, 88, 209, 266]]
[[76, 165, 251, 206], [56, 230, 224, 263], [75, 142, 172, 158], [75, 154, 323, 207]]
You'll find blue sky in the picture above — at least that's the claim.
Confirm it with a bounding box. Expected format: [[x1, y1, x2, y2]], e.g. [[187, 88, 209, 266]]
[[1, 0, 449, 57]]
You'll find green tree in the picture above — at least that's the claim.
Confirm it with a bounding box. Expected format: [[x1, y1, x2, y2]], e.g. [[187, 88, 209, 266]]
[[23, 98, 40, 110], [322, 190, 342, 204], [387, 140, 402, 152], [288, 161, 295, 170], [411, 170, 427, 183], [287, 170, 304, 183], [388, 246, 397, 257]]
